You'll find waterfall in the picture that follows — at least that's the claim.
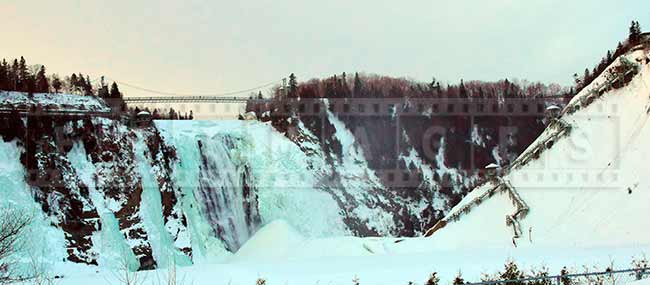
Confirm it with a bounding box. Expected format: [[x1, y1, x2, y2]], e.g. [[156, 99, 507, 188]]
[[196, 135, 260, 252]]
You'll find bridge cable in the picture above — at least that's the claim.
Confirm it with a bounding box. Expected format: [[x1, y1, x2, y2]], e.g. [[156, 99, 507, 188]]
[[105, 77, 282, 97]]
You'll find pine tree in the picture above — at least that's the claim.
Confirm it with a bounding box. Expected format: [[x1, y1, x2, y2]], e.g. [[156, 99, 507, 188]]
[[35, 65, 49, 93], [257, 91, 263, 99], [459, 79, 468, 98], [0, 59, 8, 90], [84, 75, 93, 96], [583, 68, 591, 85], [51, 74, 62, 93], [606, 50, 613, 64], [500, 260, 524, 285], [353, 72, 363, 97], [10, 59, 19, 90], [425, 272, 440, 285], [17, 57, 29, 92], [288, 73, 298, 98], [109, 82, 122, 98], [77, 75, 87, 94], [340, 72, 351, 97], [453, 271, 465, 285], [559, 267, 572, 285], [97, 76, 109, 98], [69, 73, 78, 93], [629, 20, 642, 44]]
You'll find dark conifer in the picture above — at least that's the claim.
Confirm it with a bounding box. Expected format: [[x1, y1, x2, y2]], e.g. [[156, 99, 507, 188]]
[[288, 73, 298, 98], [51, 74, 62, 93], [35, 65, 49, 93], [109, 82, 122, 98], [353, 72, 363, 97], [0, 59, 8, 90]]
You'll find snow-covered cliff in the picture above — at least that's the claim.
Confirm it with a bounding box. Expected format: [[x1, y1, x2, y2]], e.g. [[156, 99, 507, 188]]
[[428, 47, 650, 249]]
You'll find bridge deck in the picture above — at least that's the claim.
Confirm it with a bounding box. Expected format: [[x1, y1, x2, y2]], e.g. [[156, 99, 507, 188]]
[[122, 96, 255, 103]]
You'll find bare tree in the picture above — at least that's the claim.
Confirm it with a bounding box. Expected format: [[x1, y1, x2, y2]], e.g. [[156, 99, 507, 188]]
[[0, 207, 32, 284], [154, 258, 190, 285], [107, 247, 146, 285]]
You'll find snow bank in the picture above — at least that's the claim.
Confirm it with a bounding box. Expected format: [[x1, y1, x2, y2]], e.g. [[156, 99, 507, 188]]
[[0, 91, 110, 112], [231, 220, 304, 262]]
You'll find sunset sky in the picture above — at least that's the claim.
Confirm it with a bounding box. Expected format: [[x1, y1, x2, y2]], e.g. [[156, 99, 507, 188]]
[[1, 0, 649, 98]]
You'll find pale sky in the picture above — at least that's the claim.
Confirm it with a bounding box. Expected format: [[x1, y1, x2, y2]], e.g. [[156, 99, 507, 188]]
[[1, 0, 649, 98]]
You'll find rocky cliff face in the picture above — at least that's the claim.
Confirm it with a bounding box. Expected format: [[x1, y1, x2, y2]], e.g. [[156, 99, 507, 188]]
[[0, 109, 261, 270], [247, 97, 563, 236], [0, 92, 565, 270]]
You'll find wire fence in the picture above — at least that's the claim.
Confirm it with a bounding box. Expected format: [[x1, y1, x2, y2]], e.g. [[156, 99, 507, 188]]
[[466, 268, 650, 285]]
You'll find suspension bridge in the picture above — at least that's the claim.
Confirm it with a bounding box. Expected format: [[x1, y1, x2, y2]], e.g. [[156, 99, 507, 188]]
[[115, 77, 284, 104], [122, 96, 260, 104]]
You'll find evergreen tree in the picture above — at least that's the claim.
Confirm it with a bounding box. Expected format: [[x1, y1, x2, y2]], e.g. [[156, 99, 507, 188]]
[[425, 272, 440, 285], [17, 57, 29, 91], [35, 65, 49, 93], [288, 73, 298, 97], [84, 75, 93, 95], [340, 72, 351, 97], [629, 20, 642, 44], [51, 74, 62, 93], [0, 59, 8, 90], [583, 68, 591, 84], [109, 82, 122, 98], [606, 50, 613, 63], [559, 267, 572, 285], [453, 271, 465, 285], [97, 76, 109, 97], [69, 73, 78, 93], [77, 74, 87, 94], [459, 79, 468, 98], [353, 72, 363, 97], [504, 78, 511, 98], [500, 260, 524, 285], [257, 91, 263, 99], [10, 59, 19, 90]]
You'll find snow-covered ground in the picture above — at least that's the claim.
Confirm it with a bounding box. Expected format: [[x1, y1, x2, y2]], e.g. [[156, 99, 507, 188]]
[[431, 49, 650, 250], [0, 91, 110, 112], [3, 50, 650, 285], [56, 220, 650, 285], [49, 48, 650, 284]]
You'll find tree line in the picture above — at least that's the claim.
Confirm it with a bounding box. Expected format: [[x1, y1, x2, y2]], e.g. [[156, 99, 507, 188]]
[[130, 106, 194, 120], [276, 72, 571, 101], [575, 21, 644, 91], [0, 56, 195, 120], [0, 56, 123, 99]]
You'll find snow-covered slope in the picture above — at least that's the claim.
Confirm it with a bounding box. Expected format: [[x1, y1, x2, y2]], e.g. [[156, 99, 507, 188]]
[[427, 48, 650, 250], [0, 91, 110, 112]]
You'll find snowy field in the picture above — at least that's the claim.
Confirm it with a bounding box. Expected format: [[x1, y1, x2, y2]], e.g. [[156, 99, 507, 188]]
[[55, 220, 650, 284]]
